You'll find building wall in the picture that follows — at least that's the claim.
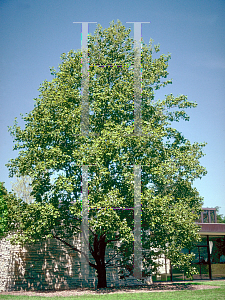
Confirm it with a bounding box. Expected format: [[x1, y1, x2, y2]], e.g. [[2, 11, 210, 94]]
[[0, 234, 86, 291], [0, 235, 143, 291]]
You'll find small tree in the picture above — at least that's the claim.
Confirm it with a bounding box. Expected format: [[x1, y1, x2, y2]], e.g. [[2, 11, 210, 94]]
[[6, 20, 206, 288], [0, 182, 9, 238], [215, 206, 225, 223], [11, 175, 34, 204], [0, 182, 23, 239]]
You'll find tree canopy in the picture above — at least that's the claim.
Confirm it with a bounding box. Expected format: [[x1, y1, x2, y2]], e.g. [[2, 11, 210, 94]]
[[6, 20, 207, 288]]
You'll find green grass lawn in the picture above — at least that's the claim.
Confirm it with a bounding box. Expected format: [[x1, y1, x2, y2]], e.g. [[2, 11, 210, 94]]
[[0, 281, 224, 300]]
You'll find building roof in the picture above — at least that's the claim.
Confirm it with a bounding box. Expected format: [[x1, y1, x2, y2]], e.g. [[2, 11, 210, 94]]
[[197, 223, 225, 236]]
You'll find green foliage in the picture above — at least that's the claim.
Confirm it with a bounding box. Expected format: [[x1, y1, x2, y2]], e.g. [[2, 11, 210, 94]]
[[215, 206, 225, 223], [6, 20, 207, 280], [0, 182, 8, 238], [0, 182, 22, 239]]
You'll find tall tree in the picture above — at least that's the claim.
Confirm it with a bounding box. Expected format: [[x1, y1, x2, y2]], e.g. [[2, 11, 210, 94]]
[[6, 20, 206, 288]]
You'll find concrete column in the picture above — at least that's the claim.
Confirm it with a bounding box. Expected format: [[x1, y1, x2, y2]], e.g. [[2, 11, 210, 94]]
[[134, 164, 142, 279]]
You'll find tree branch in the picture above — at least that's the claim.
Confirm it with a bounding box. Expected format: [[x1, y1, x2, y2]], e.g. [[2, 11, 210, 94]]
[[106, 237, 120, 244], [52, 233, 97, 270], [105, 253, 118, 266]]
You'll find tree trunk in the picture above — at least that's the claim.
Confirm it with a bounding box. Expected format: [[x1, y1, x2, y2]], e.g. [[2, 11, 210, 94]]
[[92, 234, 107, 288], [97, 263, 107, 288]]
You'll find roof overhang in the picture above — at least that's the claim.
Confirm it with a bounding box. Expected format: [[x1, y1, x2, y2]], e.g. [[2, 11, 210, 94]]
[[197, 223, 225, 236]]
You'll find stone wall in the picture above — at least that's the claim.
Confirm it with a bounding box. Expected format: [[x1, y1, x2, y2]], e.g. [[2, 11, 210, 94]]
[[0, 234, 87, 291], [0, 235, 143, 291]]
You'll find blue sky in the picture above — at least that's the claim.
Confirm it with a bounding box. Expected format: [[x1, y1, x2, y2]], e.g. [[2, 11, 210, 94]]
[[0, 0, 225, 215]]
